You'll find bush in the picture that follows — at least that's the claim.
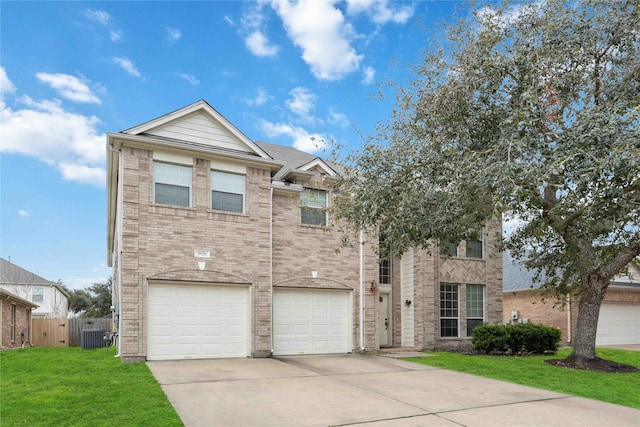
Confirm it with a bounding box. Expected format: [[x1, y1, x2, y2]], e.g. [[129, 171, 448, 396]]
[[471, 323, 561, 355]]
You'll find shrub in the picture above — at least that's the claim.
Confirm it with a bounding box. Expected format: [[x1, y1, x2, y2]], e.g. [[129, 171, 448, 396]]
[[471, 323, 561, 355]]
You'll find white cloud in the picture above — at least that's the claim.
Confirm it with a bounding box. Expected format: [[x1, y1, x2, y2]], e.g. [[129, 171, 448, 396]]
[[110, 30, 123, 42], [240, 2, 278, 58], [1, 95, 106, 187], [177, 73, 200, 85], [36, 73, 101, 104], [286, 87, 316, 116], [245, 31, 279, 57], [327, 107, 349, 127], [271, 0, 363, 81], [83, 9, 123, 42], [477, 1, 544, 31], [244, 87, 273, 106], [112, 57, 142, 77], [83, 9, 110, 26], [167, 27, 181, 45], [0, 67, 16, 95], [18, 210, 31, 218], [58, 163, 105, 187], [345, 0, 413, 24], [64, 277, 108, 290], [258, 119, 327, 153], [361, 66, 375, 84]]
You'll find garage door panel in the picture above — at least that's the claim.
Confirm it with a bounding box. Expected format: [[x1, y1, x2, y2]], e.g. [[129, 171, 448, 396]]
[[273, 289, 350, 356], [597, 303, 640, 346], [148, 283, 249, 360]]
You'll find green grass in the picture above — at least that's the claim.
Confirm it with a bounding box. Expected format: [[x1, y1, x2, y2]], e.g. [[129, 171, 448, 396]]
[[405, 348, 640, 409], [0, 347, 183, 426]]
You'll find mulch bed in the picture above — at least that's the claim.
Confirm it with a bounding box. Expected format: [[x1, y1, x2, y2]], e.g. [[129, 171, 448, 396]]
[[545, 356, 638, 373]]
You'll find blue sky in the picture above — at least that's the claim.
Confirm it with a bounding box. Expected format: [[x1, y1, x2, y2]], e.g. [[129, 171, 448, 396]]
[[1, 0, 464, 289]]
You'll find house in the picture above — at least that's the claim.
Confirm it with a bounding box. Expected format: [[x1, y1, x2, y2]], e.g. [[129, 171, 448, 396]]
[[1, 288, 38, 349], [0, 258, 69, 318], [106, 100, 503, 362], [503, 252, 640, 346]]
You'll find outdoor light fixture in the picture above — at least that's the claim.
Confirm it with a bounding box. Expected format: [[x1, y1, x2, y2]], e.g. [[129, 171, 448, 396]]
[[311, 271, 318, 279], [198, 261, 206, 271], [405, 300, 412, 307]]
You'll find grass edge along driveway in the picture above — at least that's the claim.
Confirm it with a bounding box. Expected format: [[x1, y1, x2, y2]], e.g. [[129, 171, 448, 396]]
[[1, 347, 183, 427], [406, 347, 640, 409]]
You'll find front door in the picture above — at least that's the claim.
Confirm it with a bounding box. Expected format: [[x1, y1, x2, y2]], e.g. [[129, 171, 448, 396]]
[[378, 292, 391, 346]]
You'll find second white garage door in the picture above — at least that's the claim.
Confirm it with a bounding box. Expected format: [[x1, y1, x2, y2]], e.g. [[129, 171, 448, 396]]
[[273, 289, 350, 356], [596, 303, 640, 346], [147, 282, 249, 360]]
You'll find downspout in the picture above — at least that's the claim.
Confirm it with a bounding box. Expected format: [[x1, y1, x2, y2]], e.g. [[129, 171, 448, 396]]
[[566, 295, 571, 343], [359, 229, 365, 351], [270, 187, 274, 355]]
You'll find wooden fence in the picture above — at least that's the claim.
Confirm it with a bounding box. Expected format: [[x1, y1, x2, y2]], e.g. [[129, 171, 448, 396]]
[[32, 318, 113, 347], [32, 318, 68, 347]]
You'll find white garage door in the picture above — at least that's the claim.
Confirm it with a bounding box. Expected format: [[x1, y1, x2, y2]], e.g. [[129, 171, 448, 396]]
[[596, 303, 640, 346], [273, 289, 350, 356], [147, 282, 249, 360]]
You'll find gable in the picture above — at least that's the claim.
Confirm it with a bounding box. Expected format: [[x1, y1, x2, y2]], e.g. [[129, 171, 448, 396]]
[[144, 111, 256, 154], [122, 100, 272, 159], [298, 158, 337, 176]]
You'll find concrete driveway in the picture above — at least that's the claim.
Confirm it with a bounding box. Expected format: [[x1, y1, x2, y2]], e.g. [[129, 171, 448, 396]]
[[148, 353, 640, 427]]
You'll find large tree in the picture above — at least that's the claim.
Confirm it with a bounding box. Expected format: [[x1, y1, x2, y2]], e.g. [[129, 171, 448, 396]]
[[83, 277, 113, 318], [334, 0, 639, 366], [63, 278, 113, 318]]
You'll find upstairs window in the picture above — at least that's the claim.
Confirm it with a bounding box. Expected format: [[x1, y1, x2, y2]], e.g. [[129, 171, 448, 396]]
[[301, 188, 327, 226], [154, 162, 192, 207], [466, 231, 483, 259], [439, 241, 458, 257], [211, 170, 245, 213], [32, 287, 44, 303]]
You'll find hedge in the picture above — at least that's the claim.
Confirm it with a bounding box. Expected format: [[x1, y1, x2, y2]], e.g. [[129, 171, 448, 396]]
[[471, 323, 561, 355]]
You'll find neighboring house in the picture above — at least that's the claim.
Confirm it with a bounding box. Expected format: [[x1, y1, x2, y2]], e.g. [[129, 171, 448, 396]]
[[1, 288, 38, 349], [0, 258, 69, 318], [106, 100, 503, 362], [503, 252, 640, 346]]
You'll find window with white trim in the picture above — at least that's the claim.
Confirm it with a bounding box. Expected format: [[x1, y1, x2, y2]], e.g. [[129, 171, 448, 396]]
[[466, 284, 485, 336], [154, 162, 192, 207], [211, 170, 245, 213], [465, 231, 483, 259], [11, 304, 16, 341], [32, 287, 44, 303], [440, 283, 459, 337], [301, 188, 327, 226], [379, 233, 392, 285]]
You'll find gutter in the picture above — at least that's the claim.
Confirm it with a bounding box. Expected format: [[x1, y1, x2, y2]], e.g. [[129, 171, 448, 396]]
[[566, 295, 571, 343]]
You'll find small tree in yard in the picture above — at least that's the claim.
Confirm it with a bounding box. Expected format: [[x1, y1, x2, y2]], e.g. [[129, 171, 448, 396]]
[[334, 0, 639, 369]]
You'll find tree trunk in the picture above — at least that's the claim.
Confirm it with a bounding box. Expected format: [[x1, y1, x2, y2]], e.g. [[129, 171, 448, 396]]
[[569, 277, 607, 364]]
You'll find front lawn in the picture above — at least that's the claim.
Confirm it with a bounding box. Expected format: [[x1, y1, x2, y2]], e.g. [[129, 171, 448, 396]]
[[0, 347, 183, 426], [405, 348, 640, 409]]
